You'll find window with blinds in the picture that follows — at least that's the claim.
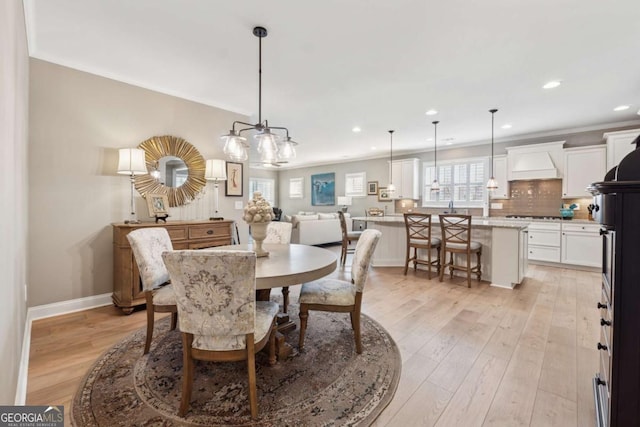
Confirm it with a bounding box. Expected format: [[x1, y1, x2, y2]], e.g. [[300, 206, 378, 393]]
[[422, 158, 488, 207], [289, 177, 303, 199], [249, 178, 275, 206], [345, 172, 366, 197]]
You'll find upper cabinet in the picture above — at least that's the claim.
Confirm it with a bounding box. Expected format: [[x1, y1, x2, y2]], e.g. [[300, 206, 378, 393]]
[[604, 128, 640, 170], [388, 158, 419, 199], [506, 141, 565, 181], [490, 155, 509, 199], [562, 145, 606, 198]]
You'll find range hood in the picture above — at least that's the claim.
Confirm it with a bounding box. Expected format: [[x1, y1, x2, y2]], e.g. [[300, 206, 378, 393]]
[[506, 141, 564, 181]]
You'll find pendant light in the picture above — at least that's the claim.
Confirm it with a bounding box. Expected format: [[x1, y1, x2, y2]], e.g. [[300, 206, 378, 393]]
[[221, 26, 299, 164], [430, 120, 440, 192], [486, 109, 499, 190], [387, 130, 396, 195]]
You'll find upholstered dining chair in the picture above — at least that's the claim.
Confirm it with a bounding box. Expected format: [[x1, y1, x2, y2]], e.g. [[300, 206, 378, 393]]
[[338, 211, 363, 266], [298, 229, 381, 354], [127, 227, 177, 355], [162, 250, 278, 419], [264, 221, 294, 312], [438, 214, 482, 288], [403, 213, 441, 279]]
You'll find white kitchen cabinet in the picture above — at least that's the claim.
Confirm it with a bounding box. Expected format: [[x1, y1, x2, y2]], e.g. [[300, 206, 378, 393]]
[[604, 128, 640, 170], [562, 145, 606, 198], [388, 158, 419, 199], [506, 141, 565, 181], [490, 155, 509, 199], [527, 222, 561, 263], [491, 227, 527, 289], [561, 223, 602, 267]]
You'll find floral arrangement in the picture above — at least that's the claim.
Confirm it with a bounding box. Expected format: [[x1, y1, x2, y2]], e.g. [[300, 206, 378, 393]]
[[243, 191, 273, 223]]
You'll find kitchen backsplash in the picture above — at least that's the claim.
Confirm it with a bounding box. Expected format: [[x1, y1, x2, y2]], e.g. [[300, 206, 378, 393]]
[[490, 179, 593, 220]]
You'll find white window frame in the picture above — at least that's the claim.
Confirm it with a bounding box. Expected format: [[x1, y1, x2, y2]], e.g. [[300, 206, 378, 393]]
[[422, 157, 489, 208], [345, 172, 366, 197], [249, 177, 276, 206], [289, 177, 304, 199]]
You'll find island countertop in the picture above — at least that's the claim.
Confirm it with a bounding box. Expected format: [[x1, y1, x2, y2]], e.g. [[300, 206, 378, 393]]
[[352, 215, 530, 229]]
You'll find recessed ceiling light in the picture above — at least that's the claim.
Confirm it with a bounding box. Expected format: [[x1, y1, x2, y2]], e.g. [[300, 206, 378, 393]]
[[501, 124, 512, 129], [543, 80, 561, 89], [352, 126, 361, 133], [425, 109, 438, 116], [445, 142, 453, 146], [426, 138, 433, 142], [614, 105, 630, 111], [371, 146, 377, 150]]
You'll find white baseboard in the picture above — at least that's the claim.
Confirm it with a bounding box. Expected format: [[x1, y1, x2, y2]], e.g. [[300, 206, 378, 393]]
[[15, 293, 113, 405]]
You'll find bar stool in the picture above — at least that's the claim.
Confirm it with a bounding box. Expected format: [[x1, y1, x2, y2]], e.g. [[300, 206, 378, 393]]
[[403, 213, 441, 279], [438, 214, 482, 288], [338, 211, 362, 266]]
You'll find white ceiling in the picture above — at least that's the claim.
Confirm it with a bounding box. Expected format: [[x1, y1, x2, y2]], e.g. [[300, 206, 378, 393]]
[[24, 0, 640, 168]]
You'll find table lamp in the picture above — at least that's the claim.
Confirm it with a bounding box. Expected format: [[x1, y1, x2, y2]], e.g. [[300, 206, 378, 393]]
[[205, 159, 227, 220], [337, 196, 352, 213], [117, 148, 147, 224]]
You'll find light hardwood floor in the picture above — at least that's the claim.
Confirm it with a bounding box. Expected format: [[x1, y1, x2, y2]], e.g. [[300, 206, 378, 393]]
[[27, 247, 600, 427]]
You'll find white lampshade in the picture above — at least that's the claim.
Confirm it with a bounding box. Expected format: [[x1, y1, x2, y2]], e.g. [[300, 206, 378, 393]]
[[205, 159, 227, 181], [117, 148, 147, 175], [431, 179, 441, 192], [337, 196, 352, 206], [486, 176, 498, 191], [387, 183, 396, 194]]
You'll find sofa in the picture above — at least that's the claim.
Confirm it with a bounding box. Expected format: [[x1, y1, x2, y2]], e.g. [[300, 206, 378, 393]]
[[285, 212, 352, 246]]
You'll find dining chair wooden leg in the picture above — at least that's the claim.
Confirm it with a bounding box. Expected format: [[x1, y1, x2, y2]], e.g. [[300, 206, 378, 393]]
[[352, 310, 362, 354], [144, 307, 154, 355], [476, 250, 482, 281], [439, 249, 446, 282], [436, 246, 442, 277], [299, 305, 309, 350], [426, 247, 433, 280], [170, 312, 178, 330], [247, 334, 258, 420], [281, 286, 289, 313], [179, 334, 194, 417], [268, 322, 277, 366]]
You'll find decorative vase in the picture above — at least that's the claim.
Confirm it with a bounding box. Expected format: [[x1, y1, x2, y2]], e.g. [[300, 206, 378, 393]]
[[250, 221, 270, 257]]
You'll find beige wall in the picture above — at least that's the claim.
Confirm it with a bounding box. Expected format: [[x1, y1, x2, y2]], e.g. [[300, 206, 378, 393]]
[[28, 59, 250, 307], [1, 0, 29, 404]]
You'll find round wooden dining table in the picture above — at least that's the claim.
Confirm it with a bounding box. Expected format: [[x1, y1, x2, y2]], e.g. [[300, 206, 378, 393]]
[[211, 243, 337, 290]]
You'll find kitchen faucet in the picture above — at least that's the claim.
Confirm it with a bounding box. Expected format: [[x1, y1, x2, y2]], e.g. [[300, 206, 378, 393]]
[[448, 200, 456, 213]]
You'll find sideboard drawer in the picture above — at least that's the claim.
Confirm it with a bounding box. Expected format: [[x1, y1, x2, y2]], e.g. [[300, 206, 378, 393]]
[[189, 224, 231, 240], [167, 227, 188, 241], [189, 238, 230, 249]]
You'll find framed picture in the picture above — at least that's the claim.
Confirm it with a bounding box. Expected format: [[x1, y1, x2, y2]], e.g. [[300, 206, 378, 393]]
[[367, 181, 379, 195], [378, 187, 392, 202], [311, 172, 335, 206], [289, 177, 304, 199], [146, 193, 170, 216], [225, 162, 243, 196]]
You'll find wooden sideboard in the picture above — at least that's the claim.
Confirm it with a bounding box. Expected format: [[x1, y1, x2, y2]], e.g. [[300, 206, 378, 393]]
[[112, 220, 234, 314]]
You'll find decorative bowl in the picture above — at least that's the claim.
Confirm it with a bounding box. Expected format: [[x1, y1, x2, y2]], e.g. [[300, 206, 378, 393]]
[[560, 208, 574, 219]]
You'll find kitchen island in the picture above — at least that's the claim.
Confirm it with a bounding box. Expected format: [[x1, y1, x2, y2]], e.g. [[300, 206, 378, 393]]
[[352, 215, 529, 289]]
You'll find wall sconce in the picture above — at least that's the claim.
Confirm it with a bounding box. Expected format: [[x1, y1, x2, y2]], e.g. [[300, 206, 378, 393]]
[[337, 196, 352, 213], [117, 148, 147, 223], [205, 159, 227, 220]]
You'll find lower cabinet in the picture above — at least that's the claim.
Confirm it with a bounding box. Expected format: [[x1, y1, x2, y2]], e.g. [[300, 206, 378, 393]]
[[112, 220, 234, 314], [527, 222, 561, 263], [561, 223, 602, 267]]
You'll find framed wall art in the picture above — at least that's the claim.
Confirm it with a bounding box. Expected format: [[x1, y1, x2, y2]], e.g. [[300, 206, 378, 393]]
[[378, 187, 392, 202], [146, 193, 170, 216], [225, 162, 243, 196], [311, 172, 335, 206], [367, 181, 379, 195]]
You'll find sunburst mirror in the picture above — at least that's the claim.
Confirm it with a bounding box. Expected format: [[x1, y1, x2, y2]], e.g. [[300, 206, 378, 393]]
[[134, 135, 206, 207]]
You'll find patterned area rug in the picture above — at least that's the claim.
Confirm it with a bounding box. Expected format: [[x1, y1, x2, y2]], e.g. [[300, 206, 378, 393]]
[[71, 305, 400, 426]]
